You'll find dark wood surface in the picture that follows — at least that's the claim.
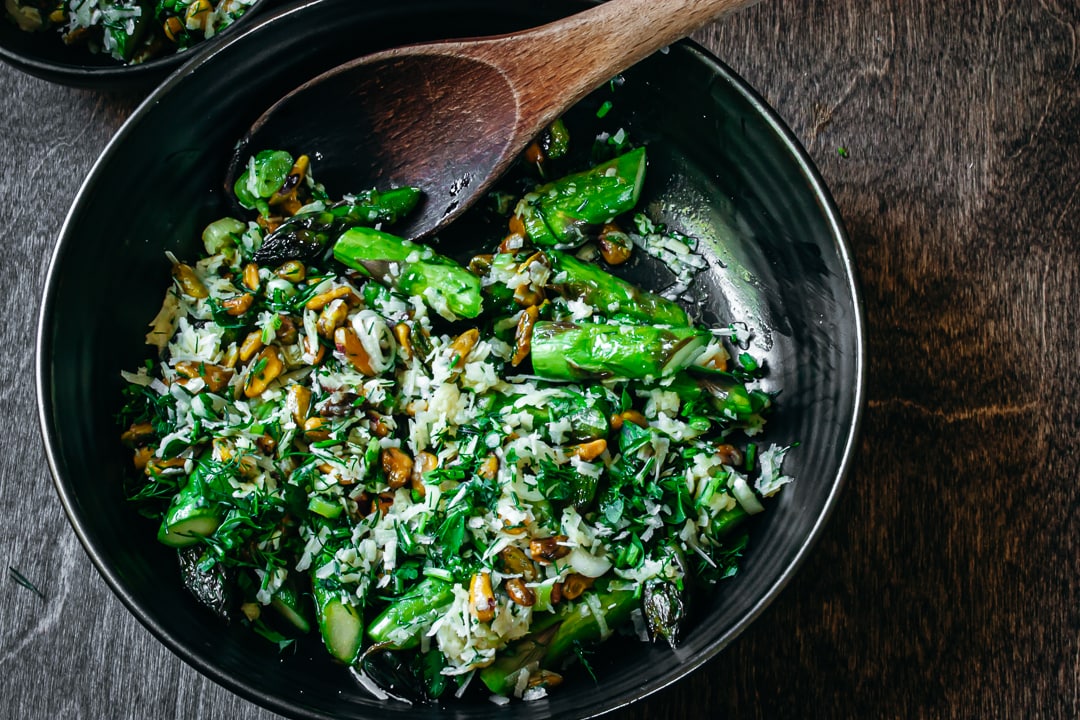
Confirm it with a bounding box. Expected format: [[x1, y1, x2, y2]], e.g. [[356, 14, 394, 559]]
[[3, 0, 1077, 718]]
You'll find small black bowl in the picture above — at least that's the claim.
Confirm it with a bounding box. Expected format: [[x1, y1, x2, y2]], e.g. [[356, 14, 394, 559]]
[[37, 0, 864, 717], [0, 0, 273, 89]]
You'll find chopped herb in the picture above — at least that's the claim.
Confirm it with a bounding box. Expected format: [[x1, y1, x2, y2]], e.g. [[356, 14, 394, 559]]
[[8, 566, 46, 600], [249, 619, 297, 653]]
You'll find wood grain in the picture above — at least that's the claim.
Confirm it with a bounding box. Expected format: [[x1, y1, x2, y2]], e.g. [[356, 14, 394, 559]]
[[2, 0, 1077, 718]]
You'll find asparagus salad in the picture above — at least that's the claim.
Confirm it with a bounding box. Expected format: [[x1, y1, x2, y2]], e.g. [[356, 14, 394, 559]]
[[5, 0, 257, 64], [119, 123, 794, 703]]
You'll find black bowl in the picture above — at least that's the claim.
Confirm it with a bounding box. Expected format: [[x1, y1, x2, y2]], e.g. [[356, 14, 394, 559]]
[[37, 0, 864, 717], [0, 0, 273, 89]]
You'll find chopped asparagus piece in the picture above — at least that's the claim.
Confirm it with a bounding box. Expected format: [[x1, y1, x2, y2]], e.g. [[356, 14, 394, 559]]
[[177, 546, 233, 622], [529, 321, 710, 381], [254, 188, 421, 265], [271, 582, 312, 634], [479, 588, 639, 695], [157, 459, 221, 548], [312, 580, 364, 664], [333, 227, 483, 321], [366, 578, 455, 649], [516, 147, 647, 247], [549, 249, 689, 326]]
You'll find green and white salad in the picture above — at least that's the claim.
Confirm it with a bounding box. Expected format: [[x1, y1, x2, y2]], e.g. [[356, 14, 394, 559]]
[[119, 124, 793, 704], [5, 0, 257, 64]]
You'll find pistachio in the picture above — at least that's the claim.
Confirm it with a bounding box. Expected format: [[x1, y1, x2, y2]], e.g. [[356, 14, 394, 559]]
[[568, 438, 607, 463], [529, 535, 571, 564], [275, 260, 305, 283], [303, 417, 330, 442], [275, 316, 298, 346], [242, 263, 260, 291], [301, 334, 325, 365], [508, 214, 526, 238], [499, 545, 538, 581], [469, 572, 496, 623], [172, 263, 207, 299], [498, 233, 527, 254], [132, 446, 152, 471], [527, 670, 563, 689], [334, 326, 375, 375], [448, 328, 479, 369], [305, 285, 359, 311], [619, 409, 648, 429], [221, 344, 240, 369], [222, 293, 254, 316], [175, 360, 233, 393], [239, 330, 264, 362], [120, 422, 154, 447], [255, 434, 277, 455], [560, 573, 594, 600], [598, 222, 633, 265], [145, 456, 185, 476], [376, 491, 395, 515], [367, 411, 392, 438], [478, 454, 499, 480], [317, 298, 349, 339], [393, 323, 413, 360], [163, 16, 184, 42], [513, 251, 549, 306], [467, 254, 494, 275], [505, 578, 537, 607], [243, 347, 283, 398], [512, 305, 539, 367], [381, 447, 413, 490], [717, 443, 744, 466], [286, 385, 312, 426], [411, 451, 438, 498]]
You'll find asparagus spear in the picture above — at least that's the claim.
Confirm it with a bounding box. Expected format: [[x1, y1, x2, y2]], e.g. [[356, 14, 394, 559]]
[[254, 188, 421, 264], [157, 457, 223, 548], [333, 227, 483, 321], [234, 150, 295, 213], [710, 505, 748, 537], [366, 577, 455, 649], [479, 587, 639, 695], [312, 579, 364, 664], [548, 250, 689, 326], [177, 545, 233, 622], [529, 322, 711, 381], [270, 580, 312, 634], [516, 147, 647, 248], [641, 544, 692, 649], [696, 377, 773, 426]]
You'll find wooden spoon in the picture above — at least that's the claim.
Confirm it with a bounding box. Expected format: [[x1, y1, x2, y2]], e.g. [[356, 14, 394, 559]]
[[230, 0, 759, 240]]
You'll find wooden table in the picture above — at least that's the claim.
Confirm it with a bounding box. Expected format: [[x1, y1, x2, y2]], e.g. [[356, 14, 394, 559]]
[[3, 1, 1077, 718]]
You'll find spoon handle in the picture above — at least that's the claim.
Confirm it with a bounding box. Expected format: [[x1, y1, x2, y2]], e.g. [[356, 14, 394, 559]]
[[461, 0, 760, 139]]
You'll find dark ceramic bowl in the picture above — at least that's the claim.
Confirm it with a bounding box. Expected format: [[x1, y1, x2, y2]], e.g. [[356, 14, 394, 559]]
[[0, 0, 272, 89], [37, 0, 864, 717]]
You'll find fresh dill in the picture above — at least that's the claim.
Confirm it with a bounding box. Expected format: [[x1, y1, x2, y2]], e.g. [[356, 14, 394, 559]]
[[9, 566, 46, 600]]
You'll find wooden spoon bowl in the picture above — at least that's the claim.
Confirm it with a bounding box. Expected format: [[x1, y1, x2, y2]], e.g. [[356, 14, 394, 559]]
[[230, 0, 758, 239]]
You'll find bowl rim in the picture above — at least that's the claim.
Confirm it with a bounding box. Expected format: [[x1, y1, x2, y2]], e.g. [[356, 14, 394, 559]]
[[35, 1, 866, 716]]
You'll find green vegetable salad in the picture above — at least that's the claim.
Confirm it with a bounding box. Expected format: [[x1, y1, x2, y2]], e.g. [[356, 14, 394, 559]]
[[118, 120, 794, 703], [5, 0, 257, 64]]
